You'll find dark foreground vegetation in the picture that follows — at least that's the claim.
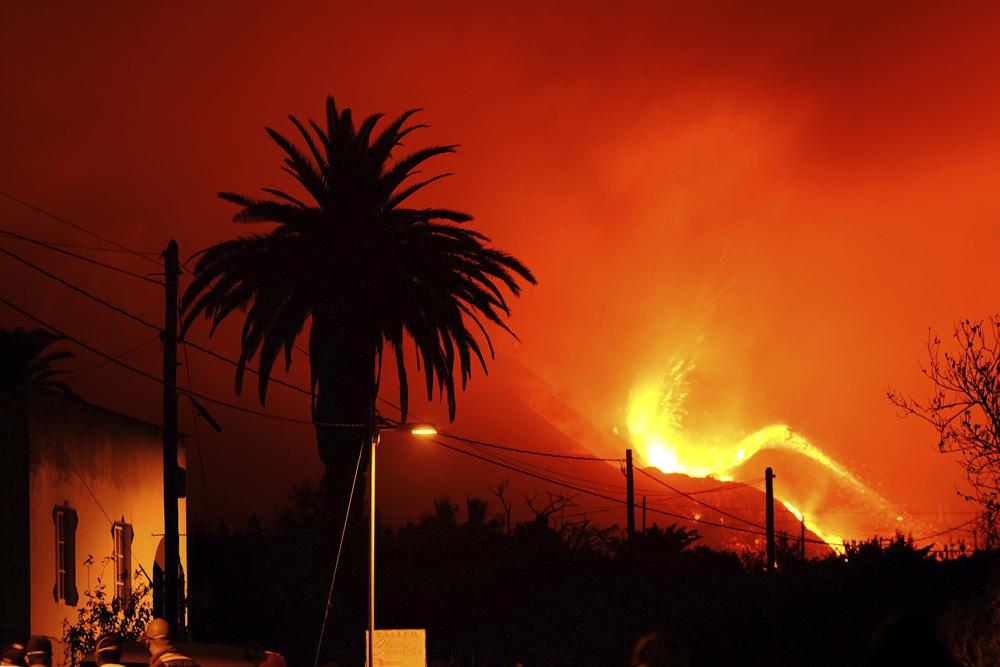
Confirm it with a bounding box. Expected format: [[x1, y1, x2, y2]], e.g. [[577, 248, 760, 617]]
[[188, 486, 999, 667]]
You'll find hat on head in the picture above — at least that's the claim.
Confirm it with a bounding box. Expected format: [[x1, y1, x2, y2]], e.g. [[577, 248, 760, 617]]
[[2, 643, 26, 664], [96, 634, 122, 655], [258, 652, 287, 667], [142, 618, 171, 642], [95, 633, 122, 664], [25, 636, 52, 660]]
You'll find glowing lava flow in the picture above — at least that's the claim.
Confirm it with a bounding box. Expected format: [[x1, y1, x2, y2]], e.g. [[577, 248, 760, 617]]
[[780, 500, 845, 556], [625, 356, 894, 551]]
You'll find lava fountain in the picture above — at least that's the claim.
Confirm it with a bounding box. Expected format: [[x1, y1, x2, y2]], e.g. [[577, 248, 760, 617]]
[[626, 355, 899, 550]]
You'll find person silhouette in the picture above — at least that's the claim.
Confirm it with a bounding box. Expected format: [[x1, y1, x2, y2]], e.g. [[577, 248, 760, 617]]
[[866, 612, 958, 666], [95, 633, 127, 667], [141, 619, 200, 667], [630, 631, 690, 667], [1, 642, 26, 667], [24, 638, 50, 667]]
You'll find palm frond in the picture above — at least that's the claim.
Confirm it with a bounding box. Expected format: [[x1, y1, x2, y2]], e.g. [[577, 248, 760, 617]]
[[182, 97, 534, 434]]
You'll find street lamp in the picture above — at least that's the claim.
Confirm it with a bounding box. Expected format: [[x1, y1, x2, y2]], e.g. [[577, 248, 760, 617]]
[[368, 420, 437, 667]]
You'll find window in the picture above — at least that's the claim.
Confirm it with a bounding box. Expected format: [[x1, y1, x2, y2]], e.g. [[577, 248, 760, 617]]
[[112, 520, 133, 605], [52, 504, 78, 605]]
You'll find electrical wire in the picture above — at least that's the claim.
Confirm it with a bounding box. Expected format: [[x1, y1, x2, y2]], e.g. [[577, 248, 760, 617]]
[[430, 437, 877, 548], [561, 506, 622, 520], [182, 341, 214, 527], [4, 205, 976, 553], [11, 283, 974, 554], [0, 242, 321, 425], [652, 478, 764, 499], [0, 246, 164, 331], [0, 294, 366, 429], [0, 246, 633, 472], [0, 229, 164, 285], [0, 190, 162, 266], [457, 437, 663, 498], [0, 220, 644, 471], [633, 464, 765, 529], [910, 518, 979, 543], [182, 337, 314, 398], [438, 431, 623, 462], [431, 437, 777, 539], [64, 335, 161, 382]]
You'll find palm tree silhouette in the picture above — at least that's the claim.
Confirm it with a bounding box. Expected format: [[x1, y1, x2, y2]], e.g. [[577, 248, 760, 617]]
[[0, 326, 74, 397], [181, 97, 535, 489]]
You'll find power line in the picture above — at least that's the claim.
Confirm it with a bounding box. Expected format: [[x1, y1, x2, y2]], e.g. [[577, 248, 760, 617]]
[[458, 437, 662, 498], [0, 242, 320, 408], [65, 335, 161, 382], [561, 506, 622, 520], [438, 431, 624, 463], [2, 199, 313, 406], [182, 341, 214, 527], [0, 229, 164, 285], [0, 194, 916, 552], [654, 478, 764, 499], [378, 414, 632, 496], [911, 518, 979, 543], [0, 246, 164, 332], [432, 437, 626, 505], [2, 288, 893, 553], [641, 504, 769, 538], [633, 464, 765, 529], [0, 294, 365, 430], [0, 190, 162, 266], [0, 229, 158, 254], [1, 217, 627, 470], [182, 336, 314, 399], [431, 437, 868, 548], [296, 333, 639, 470], [431, 437, 777, 539]]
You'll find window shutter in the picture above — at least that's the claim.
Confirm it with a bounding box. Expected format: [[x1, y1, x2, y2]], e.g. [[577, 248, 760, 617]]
[[123, 522, 134, 605], [51, 506, 61, 603], [64, 507, 79, 606]]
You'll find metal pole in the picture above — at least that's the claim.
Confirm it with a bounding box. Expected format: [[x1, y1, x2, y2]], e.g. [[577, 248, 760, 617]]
[[625, 449, 635, 540], [162, 240, 179, 629], [368, 432, 378, 666], [765, 467, 775, 573]]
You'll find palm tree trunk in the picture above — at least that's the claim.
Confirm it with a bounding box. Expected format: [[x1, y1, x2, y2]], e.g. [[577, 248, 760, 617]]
[[310, 313, 379, 494], [309, 313, 379, 662]]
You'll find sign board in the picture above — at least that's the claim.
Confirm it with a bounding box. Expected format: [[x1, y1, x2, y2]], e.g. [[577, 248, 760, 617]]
[[364, 629, 426, 667]]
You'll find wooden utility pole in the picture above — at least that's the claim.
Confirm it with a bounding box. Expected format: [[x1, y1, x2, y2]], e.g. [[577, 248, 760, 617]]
[[765, 467, 775, 573], [800, 515, 806, 561], [642, 495, 647, 534], [162, 240, 180, 631], [625, 449, 635, 540]]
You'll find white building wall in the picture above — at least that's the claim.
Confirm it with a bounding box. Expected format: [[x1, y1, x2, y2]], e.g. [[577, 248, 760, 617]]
[[26, 392, 186, 663]]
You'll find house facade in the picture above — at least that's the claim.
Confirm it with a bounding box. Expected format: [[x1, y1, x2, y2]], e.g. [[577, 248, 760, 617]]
[[0, 390, 187, 661]]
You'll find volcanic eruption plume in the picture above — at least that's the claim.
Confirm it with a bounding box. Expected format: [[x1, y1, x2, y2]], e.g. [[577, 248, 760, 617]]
[[626, 353, 904, 549]]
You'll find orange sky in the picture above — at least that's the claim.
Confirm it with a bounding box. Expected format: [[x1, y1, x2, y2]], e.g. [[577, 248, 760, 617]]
[[3, 1, 999, 537]]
